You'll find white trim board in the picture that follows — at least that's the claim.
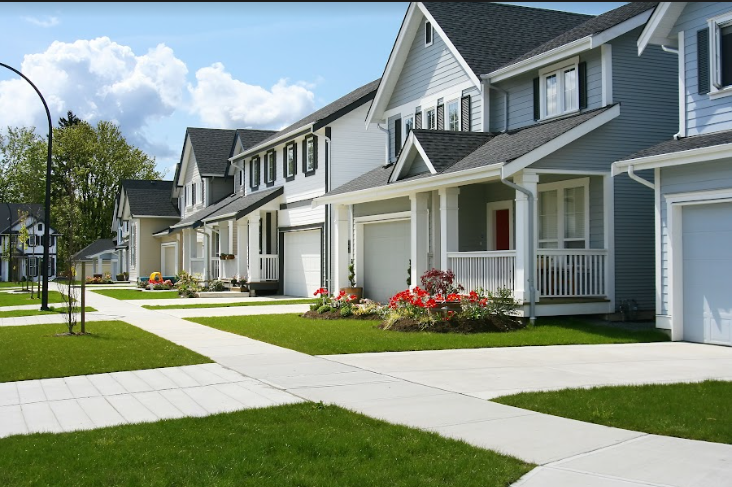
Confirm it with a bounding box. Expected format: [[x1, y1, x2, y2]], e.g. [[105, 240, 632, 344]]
[[612, 141, 732, 175]]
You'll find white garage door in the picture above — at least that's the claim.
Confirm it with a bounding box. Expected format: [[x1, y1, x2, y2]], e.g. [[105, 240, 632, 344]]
[[162, 246, 176, 276], [363, 220, 410, 304], [682, 202, 732, 346], [284, 230, 322, 297]]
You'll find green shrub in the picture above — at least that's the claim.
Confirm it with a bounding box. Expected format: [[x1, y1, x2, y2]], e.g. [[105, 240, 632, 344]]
[[340, 306, 352, 317], [317, 305, 332, 314]]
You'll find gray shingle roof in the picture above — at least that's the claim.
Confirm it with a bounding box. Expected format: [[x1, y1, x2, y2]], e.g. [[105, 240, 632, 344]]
[[324, 105, 616, 197], [121, 180, 179, 218], [618, 129, 732, 162], [500, 3, 658, 71], [236, 129, 278, 150], [422, 2, 592, 78], [187, 128, 237, 175], [413, 130, 495, 172], [446, 105, 617, 173], [0, 203, 44, 234], [204, 186, 284, 223], [72, 238, 115, 261], [241, 79, 381, 155]]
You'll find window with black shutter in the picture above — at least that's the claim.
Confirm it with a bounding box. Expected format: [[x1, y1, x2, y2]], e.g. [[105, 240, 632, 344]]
[[414, 107, 422, 129], [394, 117, 402, 159], [436, 104, 444, 130], [460, 95, 471, 131]]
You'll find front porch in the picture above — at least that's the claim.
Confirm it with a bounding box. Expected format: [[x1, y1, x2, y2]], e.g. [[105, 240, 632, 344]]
[[339, 170, 614, 315]]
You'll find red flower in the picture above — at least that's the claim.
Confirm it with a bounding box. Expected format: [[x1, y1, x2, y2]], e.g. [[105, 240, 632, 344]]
[[314, 287, 328, 296], [348, 294, 357, 302]]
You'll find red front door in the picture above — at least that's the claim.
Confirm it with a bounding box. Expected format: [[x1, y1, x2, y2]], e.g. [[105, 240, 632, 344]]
[[495, 209, 510, 250]]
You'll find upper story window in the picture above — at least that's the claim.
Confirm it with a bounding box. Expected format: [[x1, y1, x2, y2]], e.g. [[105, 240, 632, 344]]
[[424, 107, 436, 129], [196, 181, 203, 205], [305, 136, 316, 174], [538, 178, 589, 249], [404, 115, 414, 139], [709, 13, 732, 94], [185, 183, 194, 207], [265, 150, 276, 185], [425, 21, 433, 47], [539, 57, 579, 120], [286, 143, 297, 180], [238, 168, 244, 190], [447, 99, 460, 131], [250, 157, 260, 189]]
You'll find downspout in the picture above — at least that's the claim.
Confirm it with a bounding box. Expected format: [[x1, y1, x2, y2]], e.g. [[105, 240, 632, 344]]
[[376, 123, 391, 166], [627, 164, 655, 190], [661, 44, 683, 140], [322, 128, 332, 292], [499, 170, 536, 325], [480, 75, 509, 132]]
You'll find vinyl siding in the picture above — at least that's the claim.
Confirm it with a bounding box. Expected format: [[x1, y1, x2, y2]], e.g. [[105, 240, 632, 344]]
[[329, 103, 385, 190], [673, 2, 732, 135], [387, 18, 473, 110], [354, 197, 411, 218], [463, 86, 482, 131], [278, 205, 325, 228], [659, 158, 732, 314], [458, 183, 515, 251], [210, 177, 234, 205]]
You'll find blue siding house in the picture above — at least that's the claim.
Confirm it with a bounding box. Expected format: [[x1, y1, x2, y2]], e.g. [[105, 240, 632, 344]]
[[314, 2, 678, 321], [613, 2, 732, 345]]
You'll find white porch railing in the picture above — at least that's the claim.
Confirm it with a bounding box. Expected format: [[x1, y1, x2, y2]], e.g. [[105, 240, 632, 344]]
[[536, 249, 607, 298], [190, 258, 204, 277], [260, 254, 278, 281], [448, 251, 516, 294], [211, 258, 220, 280]]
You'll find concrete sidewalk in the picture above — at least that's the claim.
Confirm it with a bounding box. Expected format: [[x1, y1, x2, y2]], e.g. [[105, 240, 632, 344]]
[[2, 289, 730, 487]]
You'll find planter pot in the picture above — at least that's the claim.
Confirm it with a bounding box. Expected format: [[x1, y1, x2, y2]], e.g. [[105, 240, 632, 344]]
[[341, 287, 363, 301]]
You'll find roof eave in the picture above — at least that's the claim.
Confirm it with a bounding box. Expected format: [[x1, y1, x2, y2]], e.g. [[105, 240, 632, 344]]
[[230, 126, 313, 162], [612, 141, 732, 175], [637, 2, 686, 55]]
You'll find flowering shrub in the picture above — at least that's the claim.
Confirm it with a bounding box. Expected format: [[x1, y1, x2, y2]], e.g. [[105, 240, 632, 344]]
[[419, 268, 464, 296], [175, 270, 200, 298], [312, 288, 359, 315]]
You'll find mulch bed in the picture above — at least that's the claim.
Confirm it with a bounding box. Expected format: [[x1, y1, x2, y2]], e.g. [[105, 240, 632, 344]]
[[381, 316, 525, 333], [301, 310, 381, 321]]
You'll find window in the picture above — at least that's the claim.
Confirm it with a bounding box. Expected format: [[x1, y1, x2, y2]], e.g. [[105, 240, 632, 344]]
[[306, 137, 315, 172], [538, 179, 589, 249], [539, 57, 579, 119], [197, 181, 204, 205], [424, 107, 436, 129], [250, 157, 260, 188], [26, 235, 37, 247], [425, 21, 433, 46], [185, 184, 192, 207], [265, 151, 276, 184], [286, 143, 297, 179], [710, 13, 732, 92], [27, 257, 38, 277], [191, 183, 197, 206], [130, 223, 136, 268], [238, 168, 244, 189], [37, 223, 42, 232], [447, 99, 460, 131], [404, 116, 414, 139]]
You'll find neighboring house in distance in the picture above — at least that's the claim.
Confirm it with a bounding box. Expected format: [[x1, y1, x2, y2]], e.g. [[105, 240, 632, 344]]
[[314, 2, 677, 320], [160, 79, 384, 297], [111, 180, 180, 282], [72, 238, 116, 279], [0, 203, 59, 282], [613, 2, 732, 346]]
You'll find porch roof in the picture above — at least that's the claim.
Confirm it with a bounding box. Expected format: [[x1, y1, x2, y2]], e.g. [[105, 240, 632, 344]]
[[318, 104, 618, 203], [202, 186, 283, 224], [167, 193, 242, 232], [72, 238, 115, 262], [614, 129, 732, 167]]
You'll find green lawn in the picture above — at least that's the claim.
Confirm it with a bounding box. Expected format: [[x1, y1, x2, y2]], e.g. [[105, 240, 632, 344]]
[[0, 306, 96, 318], [187, 314, 669, 355], [92, 289, 179, 300], [492, 380, 732, 444], [0, 403, 532, 487], [0, 282, 23, 288], [0, 290, 67, 307], [0, 321, 211, 382], [144, 298, 319, 310]]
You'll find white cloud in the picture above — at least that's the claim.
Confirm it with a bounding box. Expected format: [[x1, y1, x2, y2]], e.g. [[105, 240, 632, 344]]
[[188, 62, 315, 130], [0, 37, 188, 160], [22, 16, 60, 28]]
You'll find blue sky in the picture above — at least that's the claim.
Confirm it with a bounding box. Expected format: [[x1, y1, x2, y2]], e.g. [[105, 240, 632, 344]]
[[0, 2, 626, 177]]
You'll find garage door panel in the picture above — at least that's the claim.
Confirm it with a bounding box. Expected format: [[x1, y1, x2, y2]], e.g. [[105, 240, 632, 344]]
[[682, 202, 732, 346], [363, 220, 410, 304], [284, 230, 321, 297]]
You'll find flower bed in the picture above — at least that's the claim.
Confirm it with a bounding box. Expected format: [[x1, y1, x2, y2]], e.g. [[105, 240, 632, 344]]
[[302, 270, 524, 334]]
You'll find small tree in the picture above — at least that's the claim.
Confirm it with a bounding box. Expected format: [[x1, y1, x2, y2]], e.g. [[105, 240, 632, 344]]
[[348, 259, 356, 287], [17, 210, 29, 291]]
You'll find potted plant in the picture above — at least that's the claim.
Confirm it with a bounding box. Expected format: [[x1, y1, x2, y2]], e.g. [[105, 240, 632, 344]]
[[341, 259, 363, 301]]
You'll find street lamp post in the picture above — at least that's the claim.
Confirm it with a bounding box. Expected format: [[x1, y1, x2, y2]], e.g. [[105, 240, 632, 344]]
[[0, 62, 53, 310]]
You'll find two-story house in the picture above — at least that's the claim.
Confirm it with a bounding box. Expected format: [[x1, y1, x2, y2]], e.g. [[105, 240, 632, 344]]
[[613, 2, 732, 346], [165, 80, 384, 297], [111, 180, 180, 281], [314, 2, 678, 321], [0, 203, 59, 282]]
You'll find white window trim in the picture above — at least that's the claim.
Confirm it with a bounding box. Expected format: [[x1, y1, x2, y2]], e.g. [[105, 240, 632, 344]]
[[238, 169, 244, 190], [446, 98, 460, 131], [537, 177, 590, 249], [286, 144, 296, 178], [425, 20, 433, 47], [306, 138, 315, 172], [708, 12, 732, 98], [539, 56, 580, 121], [185, 184, 192, 208], [424, 107, 436, 130], [266, 151, 276, 183]]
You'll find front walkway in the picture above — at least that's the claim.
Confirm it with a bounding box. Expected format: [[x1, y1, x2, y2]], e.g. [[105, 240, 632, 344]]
[[2, 289, 731, 487]]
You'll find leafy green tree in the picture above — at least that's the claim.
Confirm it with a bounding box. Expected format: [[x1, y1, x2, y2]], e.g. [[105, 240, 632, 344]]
[[0, 127, 46, 204]]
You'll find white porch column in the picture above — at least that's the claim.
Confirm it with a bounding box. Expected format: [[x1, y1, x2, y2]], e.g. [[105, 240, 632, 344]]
[[410, 192, 429, 288], [248, 212, 261, 282], [431, 191, 441, 270], [513, 171, 538, 303], [97, 256, 103, 275], [332, 204, 350, 291], [236, 219, 248, 280], [202, 227, 210, 281], [182, 229, 191, 272], [438, 187, 460, 273]]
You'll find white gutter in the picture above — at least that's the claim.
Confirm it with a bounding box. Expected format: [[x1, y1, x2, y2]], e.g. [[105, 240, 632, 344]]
[[627, 164, 656, 190], [230, 124, 313, 163], [487, 37, 592, 83]]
